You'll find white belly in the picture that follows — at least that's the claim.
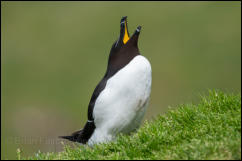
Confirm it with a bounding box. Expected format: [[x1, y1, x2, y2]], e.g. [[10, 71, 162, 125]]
[[88, 55, 152, 145]]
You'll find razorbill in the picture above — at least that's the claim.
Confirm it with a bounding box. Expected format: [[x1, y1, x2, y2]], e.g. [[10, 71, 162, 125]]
[[60, 16, 152, 146]]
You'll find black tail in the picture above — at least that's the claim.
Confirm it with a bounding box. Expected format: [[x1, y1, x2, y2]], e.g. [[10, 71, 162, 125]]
[[59, 129, 83, 142], [59, 121, 96, 144]]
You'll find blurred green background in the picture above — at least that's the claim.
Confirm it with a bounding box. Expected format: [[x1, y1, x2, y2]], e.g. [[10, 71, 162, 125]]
[[1, 1, 241, 159]]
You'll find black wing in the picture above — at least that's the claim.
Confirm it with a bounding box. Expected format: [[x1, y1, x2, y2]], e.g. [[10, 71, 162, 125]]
[[87, 77, 108, 121]]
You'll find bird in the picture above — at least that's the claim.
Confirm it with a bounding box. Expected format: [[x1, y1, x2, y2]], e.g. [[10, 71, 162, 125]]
[[60, 16, 152, 146]]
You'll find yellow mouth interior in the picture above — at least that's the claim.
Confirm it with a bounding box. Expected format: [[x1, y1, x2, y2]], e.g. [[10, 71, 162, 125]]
[[123, 21, 130, 44]]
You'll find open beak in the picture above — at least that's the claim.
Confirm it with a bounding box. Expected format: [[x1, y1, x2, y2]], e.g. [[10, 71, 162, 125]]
[[120, 16, 130, 44], [117, 16, 141, 47]]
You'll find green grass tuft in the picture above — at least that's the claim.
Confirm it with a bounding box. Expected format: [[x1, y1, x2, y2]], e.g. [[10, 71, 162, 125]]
[[23, 90, 241, 160]]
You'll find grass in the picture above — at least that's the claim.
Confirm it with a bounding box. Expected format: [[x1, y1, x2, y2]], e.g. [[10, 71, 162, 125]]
[[20, 90, 241, 160]]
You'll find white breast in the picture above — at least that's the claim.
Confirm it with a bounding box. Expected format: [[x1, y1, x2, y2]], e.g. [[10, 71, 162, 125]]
[[88, 55, 152, 145]]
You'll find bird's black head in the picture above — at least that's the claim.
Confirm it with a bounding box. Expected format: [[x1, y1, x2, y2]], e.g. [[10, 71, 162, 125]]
[[107, 16, 142, 75]]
